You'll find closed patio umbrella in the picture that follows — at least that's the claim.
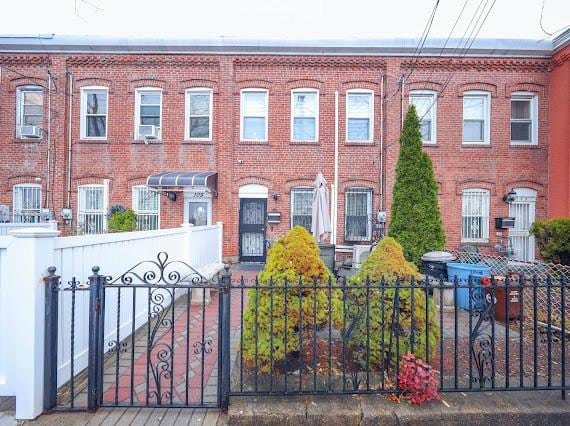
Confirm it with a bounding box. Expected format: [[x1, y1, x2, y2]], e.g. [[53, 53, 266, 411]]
[[311, 172, 332, 243]]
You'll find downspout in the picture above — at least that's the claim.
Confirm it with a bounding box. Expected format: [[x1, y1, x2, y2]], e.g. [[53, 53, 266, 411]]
[[66, 70, 73, 208], [379, 74, 385, 212], [332, 90, 339, 245], [46, 70, 52, 209]]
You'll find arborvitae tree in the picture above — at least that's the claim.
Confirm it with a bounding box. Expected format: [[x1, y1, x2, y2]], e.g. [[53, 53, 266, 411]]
[[388, 105, 445, 266]]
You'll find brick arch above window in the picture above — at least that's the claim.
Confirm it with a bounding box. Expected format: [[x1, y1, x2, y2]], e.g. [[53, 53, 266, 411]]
[[10, 77, 47, 91], [342, 80, 379, 91], [340, 179, 377, 193], [6, 175, 44, 193], [286, 79, 324, 91], [404, 81, 443, 96], [179, 79, 219, 94], [233, 175, 272, 192], [75, 78, 113, 93], [128, 79, 168, 93], [235, 79, 272, 92], [455, 180, 496, 195], [285, 178, 316, 192], [457, 82, 498, 98], [74, 176, 114, 191], [506, 82, 545, 97], [503, 180, 545, 197], [127, 176, 149, 187]]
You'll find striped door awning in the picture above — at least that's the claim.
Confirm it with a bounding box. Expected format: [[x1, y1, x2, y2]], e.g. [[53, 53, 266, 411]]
[[146, 171, 217, 192]]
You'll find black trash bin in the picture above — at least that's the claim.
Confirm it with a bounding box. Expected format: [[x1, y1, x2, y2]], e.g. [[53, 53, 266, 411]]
[[421, 251, 456, 281]]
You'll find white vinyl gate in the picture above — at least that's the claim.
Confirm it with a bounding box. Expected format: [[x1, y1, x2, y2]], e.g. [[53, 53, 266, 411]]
[[509, 188, 536, 261]]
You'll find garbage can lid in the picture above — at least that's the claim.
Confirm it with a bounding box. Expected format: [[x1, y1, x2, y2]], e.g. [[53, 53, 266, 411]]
[[421, 251, 456, 262]]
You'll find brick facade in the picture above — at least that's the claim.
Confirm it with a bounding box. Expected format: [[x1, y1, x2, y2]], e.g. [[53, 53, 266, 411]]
[[0, 38, 563, 262]]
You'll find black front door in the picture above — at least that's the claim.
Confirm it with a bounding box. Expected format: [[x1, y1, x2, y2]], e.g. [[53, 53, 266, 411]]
[[239, 198, 267, 262]]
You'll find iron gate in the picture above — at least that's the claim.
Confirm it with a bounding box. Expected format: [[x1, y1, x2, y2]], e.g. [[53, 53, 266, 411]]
[[43, 252, 231, 412]]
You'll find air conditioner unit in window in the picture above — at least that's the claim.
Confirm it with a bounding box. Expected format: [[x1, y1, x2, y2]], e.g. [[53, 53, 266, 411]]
[[139, 125, 160, 140], [352, 244, 372, 269], [19, 125, 41, 138]]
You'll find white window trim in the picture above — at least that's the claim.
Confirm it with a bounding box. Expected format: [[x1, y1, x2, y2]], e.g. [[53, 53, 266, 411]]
[[290, 89, 319, 142], [183, 189, 213, 226], [510, 92, 538, 146], [134, 87, 163, 140], [409, 90, 437, 145], [290, 187, 314, 229], [344, 187, 373, 241], [16, 85, 43, 139], [240, 88, 269, 142], [77, 181, 109, 234], [185, 88, 213, 141], [12, 183, 42, 223], [461, 188, 490, 243], [80, 86, 108, 140], [462, 91, 491, 145], [346, 89, 374, 143], [132, 185, 161, 230]]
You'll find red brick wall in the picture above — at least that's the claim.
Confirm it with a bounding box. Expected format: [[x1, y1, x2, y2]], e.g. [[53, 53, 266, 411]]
[[548, 44, 570, 217], [0, 52, 552, 260]]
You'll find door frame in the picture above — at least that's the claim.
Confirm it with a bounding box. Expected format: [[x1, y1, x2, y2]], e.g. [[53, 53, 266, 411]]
[[509, 187, 537, 261], [238, 197, 267, 262]]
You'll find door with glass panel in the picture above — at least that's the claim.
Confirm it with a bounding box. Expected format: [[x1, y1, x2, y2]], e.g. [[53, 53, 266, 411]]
[[509, 188, 536, 261], [239, 198, 267, 262]]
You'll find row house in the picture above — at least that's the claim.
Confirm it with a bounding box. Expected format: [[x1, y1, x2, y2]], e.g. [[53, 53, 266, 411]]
[[0, 32, 569, 262]]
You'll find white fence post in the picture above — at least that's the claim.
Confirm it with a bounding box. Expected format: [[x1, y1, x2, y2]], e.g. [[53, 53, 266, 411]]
[[181, 223, 194, 264], [217, 221, 223, 264], [5, 227, 59, 420]]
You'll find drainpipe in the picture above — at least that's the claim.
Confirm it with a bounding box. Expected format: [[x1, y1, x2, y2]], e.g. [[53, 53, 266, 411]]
[[379, 74, 385, 212], [332, 90, 339, 245], [66, 70, 73, 208], [46, 70, 52, 209]]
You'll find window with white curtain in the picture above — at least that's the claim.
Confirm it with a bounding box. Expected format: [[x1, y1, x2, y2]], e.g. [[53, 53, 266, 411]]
[[291, 90, 318, 141], [16, 86, 43, 138], [78, 184, 107, 234], [409, 90, 437, 144], [81, 87, 108, 139], [345, 188, 372, 241], [461, 189, 490, 242], [132, 186, 160, 231], [346, 90, 373, 142], [13, 184, 41, 223], [463, 91, 490, 144], [291, 188, 313, 231], [510, 93, 538, 145], [186, 88, 212, 140], [241, 89, 268, 141]]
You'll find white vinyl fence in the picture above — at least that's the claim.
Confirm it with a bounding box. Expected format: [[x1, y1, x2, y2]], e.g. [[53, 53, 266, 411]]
[[0, 221, 57, 236], [0, 222, 223, 419]]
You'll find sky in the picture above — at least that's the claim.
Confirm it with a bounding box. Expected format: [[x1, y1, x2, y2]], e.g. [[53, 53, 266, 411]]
[[1, 0, 569, 41]]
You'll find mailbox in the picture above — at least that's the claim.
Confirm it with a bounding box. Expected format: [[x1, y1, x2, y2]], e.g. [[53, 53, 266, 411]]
[[267, 211, 281, 223], [495, 217, 515, 228]]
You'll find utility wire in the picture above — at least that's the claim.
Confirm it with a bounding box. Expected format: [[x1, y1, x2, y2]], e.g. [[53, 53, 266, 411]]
[[540, 0, 569, 37]]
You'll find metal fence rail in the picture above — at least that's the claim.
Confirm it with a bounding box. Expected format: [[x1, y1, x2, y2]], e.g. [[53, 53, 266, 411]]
[[229, 275, 569, 399], [447, 250, 570, 327]]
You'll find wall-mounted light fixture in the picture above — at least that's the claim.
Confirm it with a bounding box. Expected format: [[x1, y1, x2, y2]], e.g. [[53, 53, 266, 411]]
[[272, 193, 280, 201], [167, 191, 177, 202], [502, 189, 517, 204]]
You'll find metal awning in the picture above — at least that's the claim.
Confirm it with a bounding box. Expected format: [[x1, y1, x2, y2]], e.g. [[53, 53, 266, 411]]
[[146, 171, 217, 192]]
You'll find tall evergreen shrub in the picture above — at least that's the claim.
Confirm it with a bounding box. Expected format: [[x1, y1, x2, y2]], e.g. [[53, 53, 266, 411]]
[[388, 105, 445, 266]]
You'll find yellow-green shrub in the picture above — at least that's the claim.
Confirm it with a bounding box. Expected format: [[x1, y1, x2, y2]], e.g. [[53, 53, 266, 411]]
[[347, 237, 439, 368], [241, 226, 343, 370]]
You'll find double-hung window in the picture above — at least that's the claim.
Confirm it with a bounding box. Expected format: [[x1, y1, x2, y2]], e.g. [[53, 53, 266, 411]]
[[16, 86, 43, 138], [291, 90, 318, 141], [13, 184, 41, 223], [291, 188, 313, 231], [346, 90, 373, 142], [135, 88, 162, 140], [345, 188, 372, 241], [78, 184, 107, 234], [461, 189, 490, 242], [463, 91, 490, 144], [510, 93, 538, 145], [80, 87, 108, 139], [186, 88, 213, 140], [132, 186, 160, 231], [409, 90, 437, 144], [241, 89, 268, 141]]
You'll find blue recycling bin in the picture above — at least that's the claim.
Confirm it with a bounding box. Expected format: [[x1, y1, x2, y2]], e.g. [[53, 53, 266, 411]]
[[446, 263, 491, 310]]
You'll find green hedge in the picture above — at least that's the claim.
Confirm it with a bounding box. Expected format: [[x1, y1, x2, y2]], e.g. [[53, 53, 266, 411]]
[[530, 217, 570, 265]]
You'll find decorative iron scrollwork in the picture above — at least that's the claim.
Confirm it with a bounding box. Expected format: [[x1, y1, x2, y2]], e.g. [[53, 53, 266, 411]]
[[470, 287, 496, 387], [193, 338, 213, 354]]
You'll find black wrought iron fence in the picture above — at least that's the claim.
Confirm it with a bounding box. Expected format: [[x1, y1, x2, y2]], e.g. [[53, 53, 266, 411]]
[[229, 274, 569, 399]]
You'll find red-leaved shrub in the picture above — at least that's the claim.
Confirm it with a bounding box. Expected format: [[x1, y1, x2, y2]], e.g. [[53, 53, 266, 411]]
[[398, 353, 441, 405]]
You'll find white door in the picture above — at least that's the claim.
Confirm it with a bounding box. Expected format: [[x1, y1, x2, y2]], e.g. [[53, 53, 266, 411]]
[[509, 188, 537, 261]]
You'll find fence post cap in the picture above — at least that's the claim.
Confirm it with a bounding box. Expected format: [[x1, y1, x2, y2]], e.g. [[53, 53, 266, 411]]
[[8, 227, 60, 238], [47, 266, 57, 275], [91, 265, 100, 275]]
